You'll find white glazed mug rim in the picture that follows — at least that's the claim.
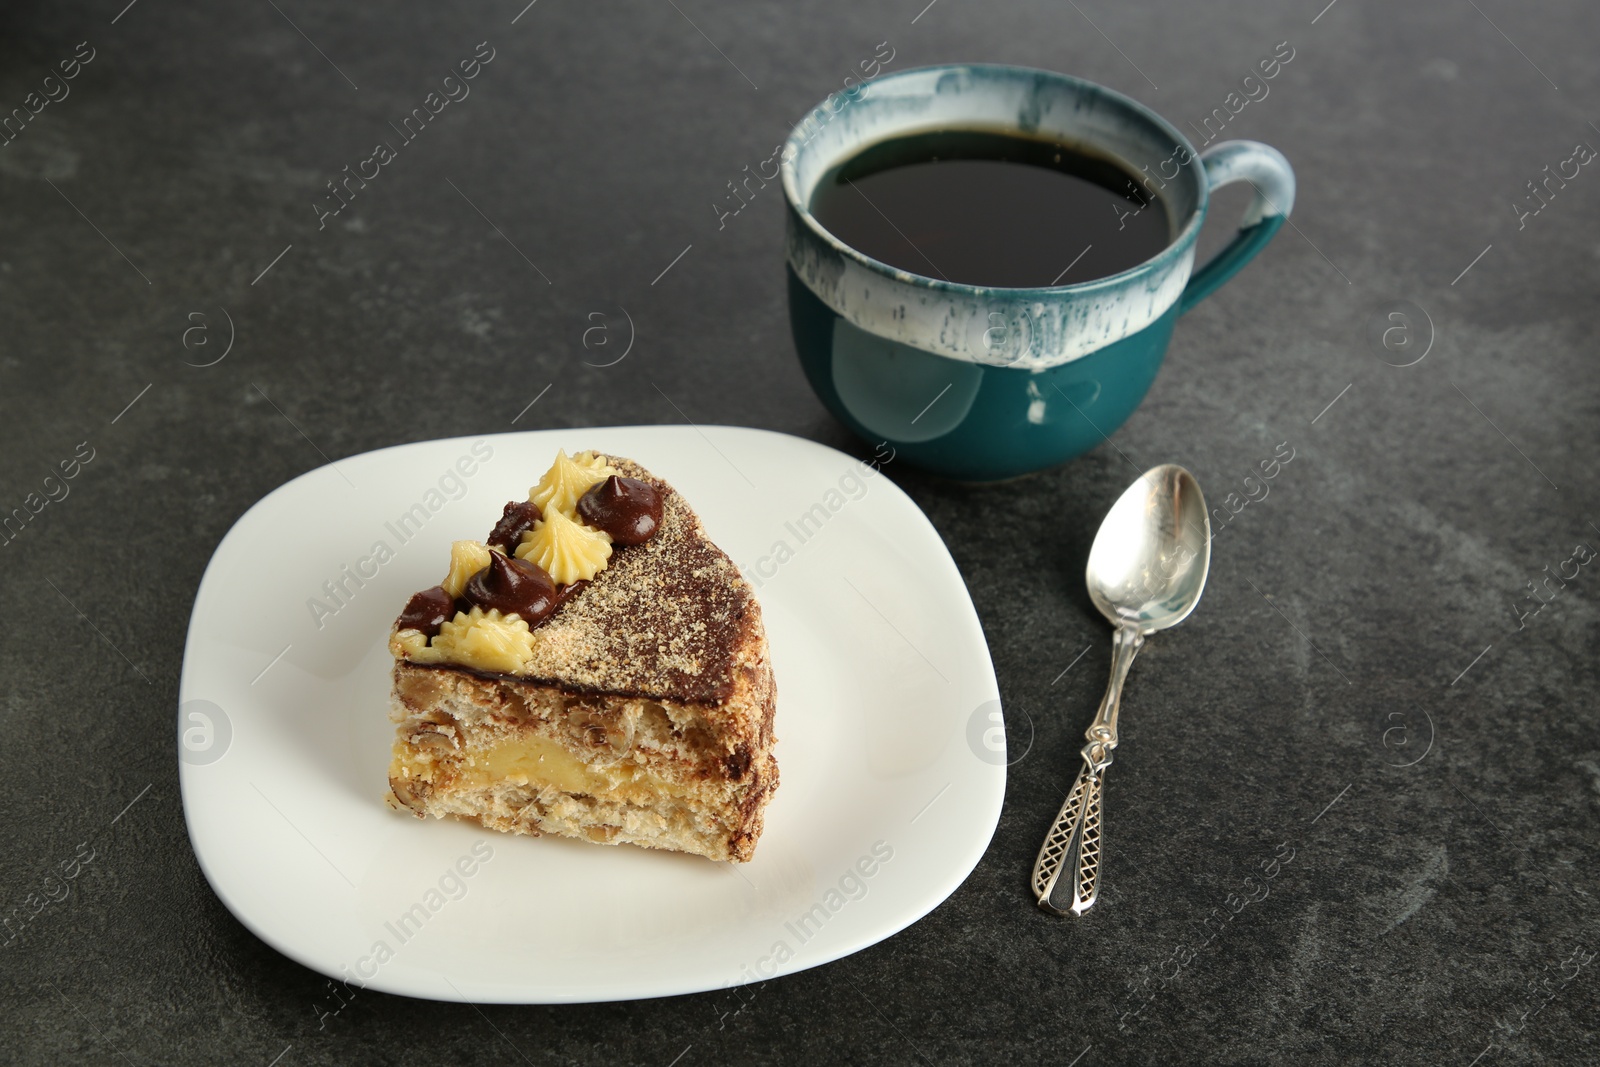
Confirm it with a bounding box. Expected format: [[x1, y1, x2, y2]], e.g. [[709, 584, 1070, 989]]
[[780, 62, 1211, 300]]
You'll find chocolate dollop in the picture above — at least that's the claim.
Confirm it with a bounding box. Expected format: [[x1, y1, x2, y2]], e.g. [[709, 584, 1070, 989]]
[[577, 476, 663, 545], [486, 499, 543, 553], [463, 552, 558, 625], [396, 586, 455, 638]]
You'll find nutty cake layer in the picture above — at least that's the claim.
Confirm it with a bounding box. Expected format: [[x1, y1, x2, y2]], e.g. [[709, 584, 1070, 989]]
[[389, 661, 777, 861]]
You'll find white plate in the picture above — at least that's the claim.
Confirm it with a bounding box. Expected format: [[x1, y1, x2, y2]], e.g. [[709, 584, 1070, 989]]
[[179, 426, 1003, 1003]]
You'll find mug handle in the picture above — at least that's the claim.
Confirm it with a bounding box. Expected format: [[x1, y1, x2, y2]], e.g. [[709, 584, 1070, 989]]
[[1178, 140, 1296, 313]]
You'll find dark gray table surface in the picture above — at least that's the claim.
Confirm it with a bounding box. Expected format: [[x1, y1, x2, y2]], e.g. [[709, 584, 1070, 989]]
[[4, 0, 1597, 1063]]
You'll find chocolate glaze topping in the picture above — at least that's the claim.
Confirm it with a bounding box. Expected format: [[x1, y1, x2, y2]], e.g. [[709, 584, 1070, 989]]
[[577, 475, 663, 545], [396, 586, 455, 638], [464, 552, 558, 625], [540, 458, 753, 704], [485, 500, 543, 552], [553, 578, 589, 609], [396, 457, 759, 706]]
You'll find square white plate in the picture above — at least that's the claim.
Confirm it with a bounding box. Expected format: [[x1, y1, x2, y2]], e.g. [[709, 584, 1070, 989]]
[[179, 425, 1003, 1003]]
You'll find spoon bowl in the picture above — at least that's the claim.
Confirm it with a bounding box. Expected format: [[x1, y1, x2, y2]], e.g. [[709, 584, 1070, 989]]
[[1086, 464, 1211, 634]]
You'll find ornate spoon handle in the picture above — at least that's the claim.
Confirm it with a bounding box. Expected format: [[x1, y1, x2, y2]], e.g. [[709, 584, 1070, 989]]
[[1032, 625, 1142, 915], [1031, 758, 1105, 913]]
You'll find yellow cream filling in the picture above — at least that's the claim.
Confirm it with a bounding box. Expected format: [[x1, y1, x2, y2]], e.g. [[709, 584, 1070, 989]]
[[528, 449, 616, 516], [515, 508, 612, 585], [398, 734, 692, 801]]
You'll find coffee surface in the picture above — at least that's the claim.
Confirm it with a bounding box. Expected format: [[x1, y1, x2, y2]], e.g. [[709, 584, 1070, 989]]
[[809, 128, 1171, 288]]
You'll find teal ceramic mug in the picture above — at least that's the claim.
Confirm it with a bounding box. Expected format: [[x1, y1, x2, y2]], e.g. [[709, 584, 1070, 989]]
[[782, 64, 1295, 481]]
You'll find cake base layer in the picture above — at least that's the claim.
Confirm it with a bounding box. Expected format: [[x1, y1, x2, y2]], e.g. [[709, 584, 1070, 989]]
[[387, 662, 777, 862]]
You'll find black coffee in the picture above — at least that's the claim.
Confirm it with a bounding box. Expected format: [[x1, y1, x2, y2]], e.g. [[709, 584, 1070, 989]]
[[809, 128, 1170, 288]]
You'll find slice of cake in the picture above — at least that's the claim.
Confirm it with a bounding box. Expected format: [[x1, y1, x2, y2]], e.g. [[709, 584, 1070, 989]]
[[385, 450, 778, 862]]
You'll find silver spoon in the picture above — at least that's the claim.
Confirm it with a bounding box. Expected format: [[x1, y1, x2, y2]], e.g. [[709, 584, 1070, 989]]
[[1031, 464, 1211, 915]]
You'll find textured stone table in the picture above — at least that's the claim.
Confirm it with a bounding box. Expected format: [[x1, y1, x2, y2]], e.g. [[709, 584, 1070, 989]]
[[3, 0, 1597, 1063]]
